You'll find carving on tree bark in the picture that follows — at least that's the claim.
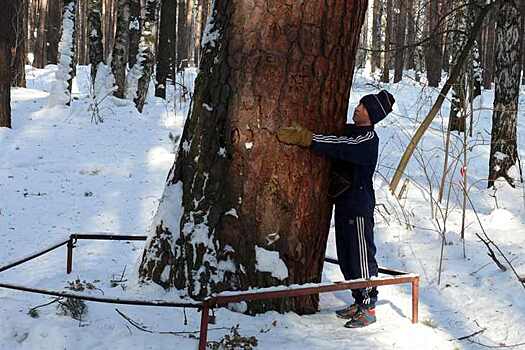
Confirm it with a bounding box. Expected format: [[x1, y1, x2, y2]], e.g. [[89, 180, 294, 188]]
[[140, 0, 367, 315]]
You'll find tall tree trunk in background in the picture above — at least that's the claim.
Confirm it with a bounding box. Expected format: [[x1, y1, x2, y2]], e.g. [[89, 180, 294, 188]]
[[128, 0, 141, 67], [425, 0, 443, 87], [356, 7, 368, 69], [12, 0, 27, 88], [176, 0, 190, 71], [489, 0, 521, 188], [448, 0, 469, 133], [139, 0, 368, 315], [0, 2, 15, 128], [103, 0, 116, 62], [47, 0, 63, 64], [34, 0, 48, 68], [155, 0, 176, 98], [28, 0, 36, 63], [393, 0, 406, 82], [482, 12, 496, 89], [193, 0, 205, 65], [111, 0, 130, 98], [371, 0, 382, 73], [381, 0, 392, 82], [88, 0, 104, 85], [77, 0, 90, 65], [48, 0, 77, 107], [133, 0, 159, 112], [405, 0, 415, 70]]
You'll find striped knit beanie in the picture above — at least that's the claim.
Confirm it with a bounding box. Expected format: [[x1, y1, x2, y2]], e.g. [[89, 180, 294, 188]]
[[360, 90, 395, 124]]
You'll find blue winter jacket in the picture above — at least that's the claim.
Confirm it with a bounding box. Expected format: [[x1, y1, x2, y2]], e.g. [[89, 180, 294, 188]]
[[311, 125, 378, 217]]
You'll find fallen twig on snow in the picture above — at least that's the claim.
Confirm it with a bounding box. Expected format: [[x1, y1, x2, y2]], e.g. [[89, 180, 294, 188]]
[[115, 308, 229, 336]]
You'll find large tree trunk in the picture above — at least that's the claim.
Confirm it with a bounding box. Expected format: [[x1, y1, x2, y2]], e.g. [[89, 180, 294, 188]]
[[132, 0, 159, 112], [111, 0, 129, 98], [139, 0, 368, 315], [155, 0, 176, 98], [0, 2, 15, 128], [393, 0, 407, 83], [12, 0, 27, 88], [47, 0, 63, 64], [381, 0, 392, 82], [128, 0, 141, 67], [88, 0, 104, 85], [371, 0, 382, 73], [488, 0, 521, 188]]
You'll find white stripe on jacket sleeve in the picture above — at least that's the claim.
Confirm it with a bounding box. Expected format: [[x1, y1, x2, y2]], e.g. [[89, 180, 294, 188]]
[[312, 131, 375, 145]]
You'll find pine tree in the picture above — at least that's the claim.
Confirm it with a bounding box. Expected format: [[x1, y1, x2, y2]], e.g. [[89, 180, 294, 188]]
[[139, 0, 368, 315], [0, 1, 16, 128]]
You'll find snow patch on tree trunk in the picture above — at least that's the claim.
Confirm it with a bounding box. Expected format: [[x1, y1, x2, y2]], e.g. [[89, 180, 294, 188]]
[[255, 246, 289, 280]]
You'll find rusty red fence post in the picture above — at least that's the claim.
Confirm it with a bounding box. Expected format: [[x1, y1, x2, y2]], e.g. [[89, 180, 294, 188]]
[[66, 237, 74, 274], [199, 300, 211, 350], [412, 276, 419, 324]]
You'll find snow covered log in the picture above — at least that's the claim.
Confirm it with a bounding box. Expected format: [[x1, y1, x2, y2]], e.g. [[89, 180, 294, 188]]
[[139, 0, 368, 315]]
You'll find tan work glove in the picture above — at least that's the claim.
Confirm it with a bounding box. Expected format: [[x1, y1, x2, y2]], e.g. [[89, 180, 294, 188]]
[[277, 123, 313, 147]]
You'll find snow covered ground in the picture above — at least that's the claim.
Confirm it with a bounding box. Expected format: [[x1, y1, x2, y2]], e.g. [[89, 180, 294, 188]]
[[0, 65, 524, 349]]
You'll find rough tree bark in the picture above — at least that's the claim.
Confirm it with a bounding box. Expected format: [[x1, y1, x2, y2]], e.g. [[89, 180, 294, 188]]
[[88, 0, 104, 85], [128, 0, 141, 67], [371, 0, 383, 73], [133, 0, 159, 112], [111, 0, 130, 98], [11, 0, 27, 88], [0, 2, 16, 128], [139, 0, 368, 315], [393, 0, 407, 83], [155, 0, 176, 98], [488, 0, 522, 188], [381, 0, 392, 82]]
